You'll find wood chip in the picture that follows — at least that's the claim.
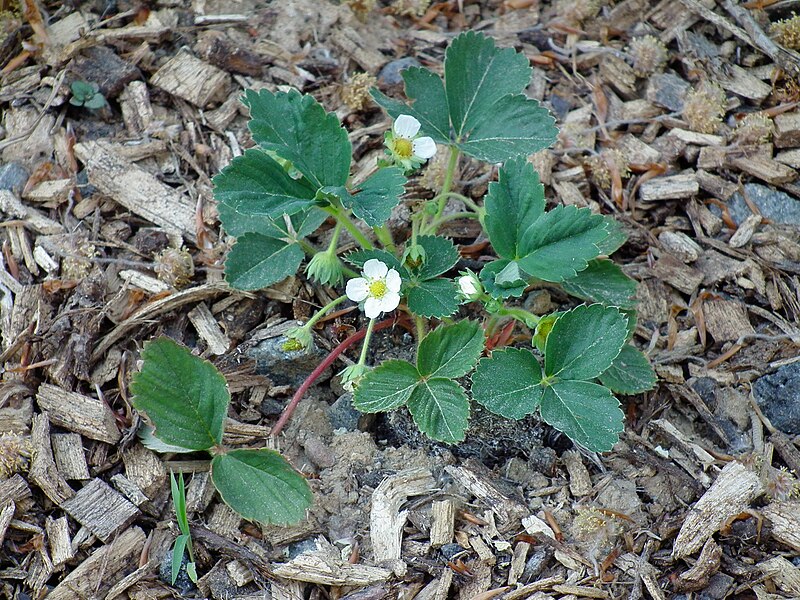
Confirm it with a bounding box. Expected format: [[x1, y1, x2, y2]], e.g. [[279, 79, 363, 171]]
[[119, 81, 155, 136], [658, 231, 702, 262], [0, 190, 64, 234], [61, 478, 140, 543], [370, 468, 436, 563], [758, 556, 800, 596], [73, 141, 197, 242], [188, 302, 231, 355], [0, 500, 14, 546], [51, 433, 90, 480], [445, 466, 526, 529], [562, 450, 592, 497], [615, 552, 666, 600], [429, 499, 456, 548], [652, 254, 704, 295], [672, 461, 762, 559], [762, 501, 800, 551], [271, 538, 392, 585], [46, 515, 74, 568], [122, 444, 167, 501], [119, 270, 170, 294], [695, 169, 738, 201], [667, 128, 725, 146], [551, 585, 609, 599], [615, 133, 661, 165], [639, 172, 699, 201], [728, 155, 796, 185], [36, 384, 120, 444], [46, 526, 146, 600], [150, 50, 231, 108], [702, 298, 755, 342], [24, 179, 73, 206], [29, 413, 75, 505], [676, 537, 722, 591], [508, 541, 530, 586], [774, 111, 800, 149]]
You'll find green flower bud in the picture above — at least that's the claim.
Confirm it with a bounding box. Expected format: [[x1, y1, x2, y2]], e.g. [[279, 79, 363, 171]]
[[306, 250, 344, 286]]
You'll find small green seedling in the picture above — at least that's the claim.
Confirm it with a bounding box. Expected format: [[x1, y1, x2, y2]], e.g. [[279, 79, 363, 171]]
[[169, 471, 197, 584], [131, 338, 312, 525], [69, 80, 107, 110], [206, 31, 656, 454]]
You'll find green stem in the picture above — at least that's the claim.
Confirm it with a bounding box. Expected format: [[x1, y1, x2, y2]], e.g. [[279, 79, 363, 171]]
[[424, 211, 479, 233], [415, 315, 426, 350], [325, 206, 374, 250], [496, 306, 540, 327], [326, 221, 343, 253], [445, 192, 481, 213], [432, 147, 460, 223], [304, 295, 347, 330], [357, 317, 377, 366], [374, 225, 396, 253]]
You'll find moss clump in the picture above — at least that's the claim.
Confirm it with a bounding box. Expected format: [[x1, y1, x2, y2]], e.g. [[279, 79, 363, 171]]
[[683, 82, 727, 134], [340, 72, 377, 112], [627, 35, 668, 77], [771, 13, 800, 50]]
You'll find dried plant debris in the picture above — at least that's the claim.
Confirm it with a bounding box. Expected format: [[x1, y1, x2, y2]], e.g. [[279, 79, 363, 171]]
[[627, 35, 668, 77], [771, 14, 800, 50], [683, 82, 727, 134]]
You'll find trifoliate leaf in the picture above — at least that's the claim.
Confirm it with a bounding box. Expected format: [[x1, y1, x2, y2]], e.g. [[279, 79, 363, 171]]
[[214, 149, 318, 232], [211, 449, 312, 525], [131, 338, 228, 451], [353, 360, 421, 412], [371, 67, 450, 144], [445, 31, 531, 140], [544, 304, 629, 380], [417, 320, 484, 379], [598, 344, 656, 394], [243, 89, 352, 188], [471, 348, 543, 419], [407, 378, 470, 444], [480, 259, 527, 299], [413, 235, 459, 280], [539, 380, 623, 452], [406, 278, 459, 318], [517, 205, 608, 282], [225, 234, 304, 291], [343, 167, 406, 227], [560, 259, 637, 309], [484, 157, 545, 260], [456, 94, 558, 163]]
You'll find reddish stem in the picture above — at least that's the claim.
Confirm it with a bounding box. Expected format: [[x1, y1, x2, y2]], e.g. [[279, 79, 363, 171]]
[[270, 316, 397, 438]]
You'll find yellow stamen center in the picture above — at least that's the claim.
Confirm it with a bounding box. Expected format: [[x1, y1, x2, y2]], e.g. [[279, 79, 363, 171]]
[[394, 138, 413, 159], [369, 280, 388, 298]]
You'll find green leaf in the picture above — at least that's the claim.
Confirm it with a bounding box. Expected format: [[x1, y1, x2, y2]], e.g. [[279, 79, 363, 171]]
[[218, 206, 327, 240], [418, 320, 484, 379], [540, 380, 623, 452], [544, 304, 629, 380], [456, 94, 558, 163], [344, 167, 406, 227], [138, 424, 195, 454], [560, 259, 637, 309], [131, 338, 228, 451], [214, 149, 318, 232], [484, 157, 545, 259], [243, 89, 351, 188], [480, 260, 527, 299], [225, 234, 303, 291], [406, 278, 459, 318], [445, 31, 531, 139], [414, 235, 459, 280], [353, 360, 421, 412], [83, 93, 107, 110], [211, 449, 312, 525], [599, 344, 656, 394], [471, 348, 543, 419], [170, 472, 189, 534], [597, 216, 627, 255], [371, 67, 450, 144], [517, 205, 608, 282], [172, 534, 189, 585], [407, 378, 470, 443]]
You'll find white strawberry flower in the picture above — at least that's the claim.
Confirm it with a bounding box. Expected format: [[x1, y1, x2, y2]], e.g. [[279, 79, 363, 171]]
[[386, 115, 437, 171], [346, 259, 402, 319]]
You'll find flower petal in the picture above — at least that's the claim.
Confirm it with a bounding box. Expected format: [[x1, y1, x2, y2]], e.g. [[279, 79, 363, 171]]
[[364, 297, 383, 319], [412, 137, 437, 159], [362, 258, 388, 279], [394, 114, 420, 139], [385, 269, 402, 293], [378, 292, 401, 314], [346, 278, 369, 302]]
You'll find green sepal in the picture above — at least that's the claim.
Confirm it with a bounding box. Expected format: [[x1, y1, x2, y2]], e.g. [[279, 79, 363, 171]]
[[471, 348, 543, 419], [243, 89, 352, 188], [211, 448, 312, 525], [598, 344, 656, 394], [540, 380, 623, 452], [131, 338, 228, 451], [417, 320, 484, 379], [225, 234, 304, 291]]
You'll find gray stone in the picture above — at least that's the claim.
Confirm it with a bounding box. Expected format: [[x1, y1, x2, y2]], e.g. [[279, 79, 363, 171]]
[[249, 336, 325, 387], [327, 393, 363, 431], [725, 183, 800, 226], [378, 57, 421, 87], [158, 549, 196, 596], [286, 537, 318, 559], [0, 162, 29, 195], [753, 362, 800, 435]]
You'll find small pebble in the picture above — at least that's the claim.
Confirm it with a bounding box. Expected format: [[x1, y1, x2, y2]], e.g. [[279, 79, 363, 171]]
[[378, 57, 422, 86]]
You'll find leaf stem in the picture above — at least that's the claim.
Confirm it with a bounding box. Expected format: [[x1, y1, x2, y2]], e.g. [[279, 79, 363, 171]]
[[496, 306, 540, 327], [425, 211, 479, 232], [373, 225, 396, 253], [431, 147, 460, 223], [325, 206, 374, 250], [270, 316, 396, 438], [304, 295, 347, 331], [415, 315, 426, 351]]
